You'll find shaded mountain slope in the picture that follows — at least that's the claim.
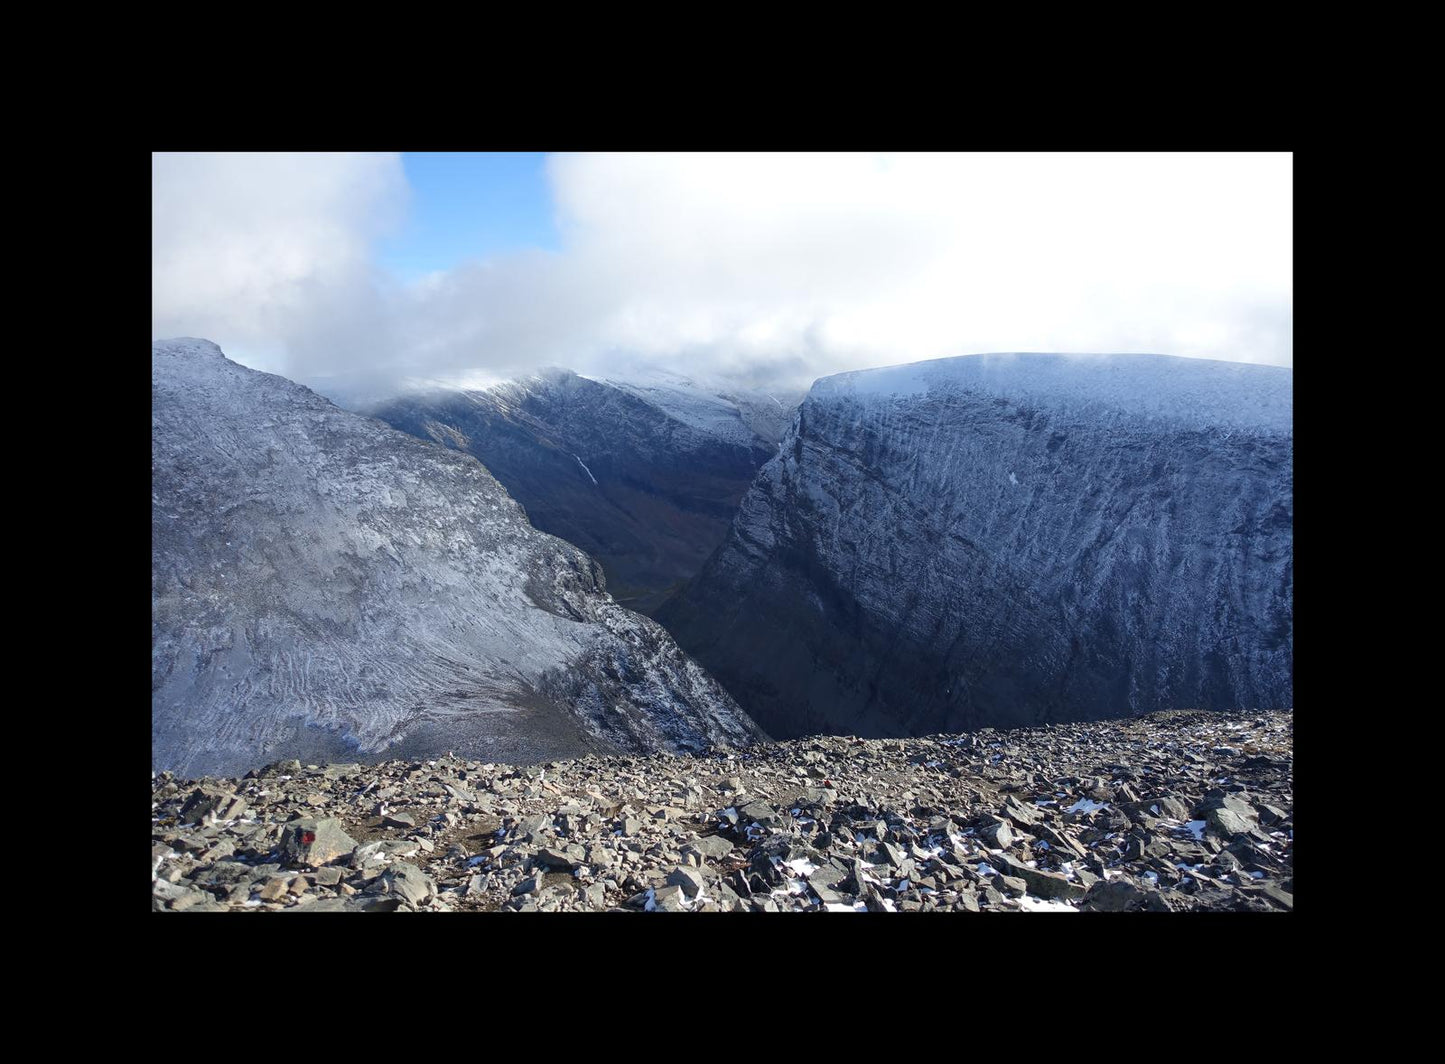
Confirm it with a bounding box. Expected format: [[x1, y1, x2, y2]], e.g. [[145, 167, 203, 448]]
[[658, 353, 1293, 739], [371, 369, 801, 614]]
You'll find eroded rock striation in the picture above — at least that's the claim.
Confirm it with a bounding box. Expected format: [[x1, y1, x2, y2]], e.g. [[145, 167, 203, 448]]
[[658, 353, 1293, 739], [152, 340, 764, 779]]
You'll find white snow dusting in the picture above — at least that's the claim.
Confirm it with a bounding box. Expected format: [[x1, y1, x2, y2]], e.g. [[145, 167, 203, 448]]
[[571, 454, 598, 485], [1017, 896, 1079, 912], [811, 352, 1292, 434]]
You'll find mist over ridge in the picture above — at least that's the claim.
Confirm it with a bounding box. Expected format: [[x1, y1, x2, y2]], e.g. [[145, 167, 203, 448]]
[[153, 152, 1292, 397]]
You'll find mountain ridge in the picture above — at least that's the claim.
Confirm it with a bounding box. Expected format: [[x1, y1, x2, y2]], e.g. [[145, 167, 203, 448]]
[[369, 369, 803, 614]]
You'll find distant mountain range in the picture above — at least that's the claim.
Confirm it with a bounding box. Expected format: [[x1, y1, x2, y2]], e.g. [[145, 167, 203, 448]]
[[368, 368, 803, 614]]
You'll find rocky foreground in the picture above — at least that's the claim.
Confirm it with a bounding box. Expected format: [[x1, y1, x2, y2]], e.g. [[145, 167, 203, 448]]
[[151, 708, 1293, 913]]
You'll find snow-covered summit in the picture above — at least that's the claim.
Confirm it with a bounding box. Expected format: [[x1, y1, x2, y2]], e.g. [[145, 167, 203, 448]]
[[152, 337, 227, 360], [583, 366, 799, 449], [813, 353, 1292, 434]]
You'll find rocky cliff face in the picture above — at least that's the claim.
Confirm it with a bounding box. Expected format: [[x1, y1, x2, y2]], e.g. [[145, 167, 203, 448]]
[[151, 340, 765, 779], [369, 370, 801, 614], [657, 353, 1292, 740]]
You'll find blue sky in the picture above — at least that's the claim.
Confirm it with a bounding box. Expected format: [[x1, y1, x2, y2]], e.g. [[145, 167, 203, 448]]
[[153, 152, 1293, 388], [377, 153, 559, 281]]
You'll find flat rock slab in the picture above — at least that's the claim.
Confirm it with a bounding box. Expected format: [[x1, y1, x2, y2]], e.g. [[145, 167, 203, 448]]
[[688, 835, 736, 861], [380, 862, 437, 908], [281, 818, 358, 866], [1081, 879, 1147, 912], [990, 852, 1086, 901]]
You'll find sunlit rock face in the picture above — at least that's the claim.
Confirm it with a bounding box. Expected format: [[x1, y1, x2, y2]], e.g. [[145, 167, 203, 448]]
[[658, 353, 1293, 740], [152, 340, 766, 778]]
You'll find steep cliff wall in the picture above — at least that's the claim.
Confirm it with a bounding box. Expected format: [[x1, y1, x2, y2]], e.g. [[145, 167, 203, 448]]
[[657, 353, 1292, 738]]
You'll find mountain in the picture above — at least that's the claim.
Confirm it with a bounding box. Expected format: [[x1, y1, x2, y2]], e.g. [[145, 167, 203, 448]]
[[369, 368, 802, 614], [151, 340, 765, 779], [657, 353, 1293, 740]]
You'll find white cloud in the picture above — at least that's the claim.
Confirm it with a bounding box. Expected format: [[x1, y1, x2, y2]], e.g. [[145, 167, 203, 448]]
[[151, 152, 408, 375], [152, 151, 1291, 393]]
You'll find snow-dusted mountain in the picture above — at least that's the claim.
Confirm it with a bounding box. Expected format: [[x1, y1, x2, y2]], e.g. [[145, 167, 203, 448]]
[[592, 366, 800, 451], [657, 353, 1293, 740], [152, 340, 765, 778], [369, 369, 803, 614]]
